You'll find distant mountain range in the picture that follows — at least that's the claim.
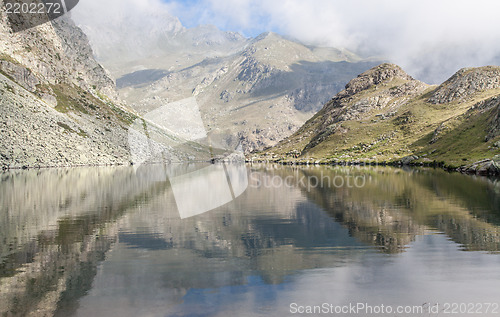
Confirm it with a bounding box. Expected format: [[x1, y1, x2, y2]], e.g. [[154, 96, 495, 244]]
[[256, 63, 500, 174]]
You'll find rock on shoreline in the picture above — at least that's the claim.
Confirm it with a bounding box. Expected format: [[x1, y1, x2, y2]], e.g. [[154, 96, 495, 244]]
[[457, 156, 500, 176]]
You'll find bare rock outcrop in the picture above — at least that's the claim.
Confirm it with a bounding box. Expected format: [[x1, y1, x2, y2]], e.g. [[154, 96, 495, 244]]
[[428, 66, 500, 104], [336, 63, 415, 98]]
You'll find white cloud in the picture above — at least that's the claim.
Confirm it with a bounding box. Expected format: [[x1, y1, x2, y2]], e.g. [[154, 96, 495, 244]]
[[71, 0, 184, 67], [197, 0, 500, 83], [72, 0, 500, 83]]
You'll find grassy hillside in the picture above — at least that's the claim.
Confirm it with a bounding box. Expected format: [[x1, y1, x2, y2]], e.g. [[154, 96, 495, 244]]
[[255, 64, 500, 170]]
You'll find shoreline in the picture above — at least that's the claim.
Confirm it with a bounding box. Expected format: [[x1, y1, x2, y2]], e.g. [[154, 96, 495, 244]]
[[3, 157, 499, 178], [245, 157, 500, 177], [1, 162, 128, 171], [0, 159, 235, 172]]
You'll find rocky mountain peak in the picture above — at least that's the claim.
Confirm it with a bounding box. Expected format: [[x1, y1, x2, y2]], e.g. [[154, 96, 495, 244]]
[[428, 66, 500, 104], [243, 32, 324, 70], [254, 31, 283, 42], [339, 63, 415, 98]]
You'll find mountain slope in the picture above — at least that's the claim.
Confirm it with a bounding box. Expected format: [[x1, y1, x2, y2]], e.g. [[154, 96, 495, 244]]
[[0, 8, 141, 169], [113, 31, 378, 153], [258, 63, 500, 170]]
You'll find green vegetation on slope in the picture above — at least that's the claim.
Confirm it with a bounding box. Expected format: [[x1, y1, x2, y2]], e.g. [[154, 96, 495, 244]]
[[255, 63, 500, 169]]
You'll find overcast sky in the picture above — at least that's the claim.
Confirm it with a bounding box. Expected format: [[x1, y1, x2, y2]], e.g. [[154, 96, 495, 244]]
[[72, 0, 500, 84]]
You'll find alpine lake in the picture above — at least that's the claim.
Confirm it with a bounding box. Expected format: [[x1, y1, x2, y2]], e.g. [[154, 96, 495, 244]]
[[1, 164, 500, 316]]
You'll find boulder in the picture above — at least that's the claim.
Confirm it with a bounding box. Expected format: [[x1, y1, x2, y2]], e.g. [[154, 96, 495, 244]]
[[400, 155, 419, 165], [461, 158, 500, 176]]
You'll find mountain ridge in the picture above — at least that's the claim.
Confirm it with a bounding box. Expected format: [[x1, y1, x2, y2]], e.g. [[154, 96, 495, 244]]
[[254, 63, 500, 174]]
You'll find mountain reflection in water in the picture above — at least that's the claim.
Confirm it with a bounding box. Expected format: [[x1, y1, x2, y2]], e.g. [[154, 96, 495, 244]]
[[1, 165, 500, 316]]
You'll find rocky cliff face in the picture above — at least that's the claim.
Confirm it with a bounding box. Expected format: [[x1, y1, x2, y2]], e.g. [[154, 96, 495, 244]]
[[0, 9, 115, 97], [259, 63, 500, 171], [0, 6, 138, 169]]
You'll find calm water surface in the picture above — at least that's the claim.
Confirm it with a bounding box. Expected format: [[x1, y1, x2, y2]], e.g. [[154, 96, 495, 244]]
[[1, 164, 500, 316]]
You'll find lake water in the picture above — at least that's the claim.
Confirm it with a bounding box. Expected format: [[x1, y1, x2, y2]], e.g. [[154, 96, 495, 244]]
[[1, 164, 500, 316]]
